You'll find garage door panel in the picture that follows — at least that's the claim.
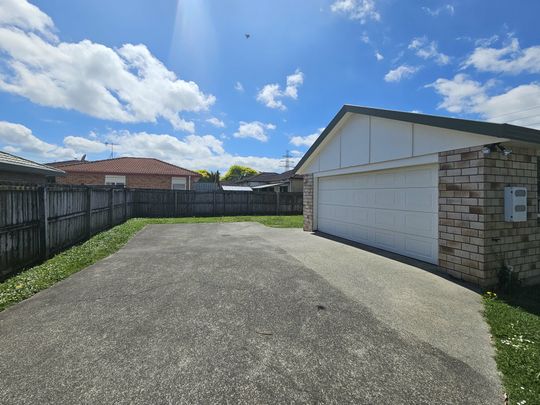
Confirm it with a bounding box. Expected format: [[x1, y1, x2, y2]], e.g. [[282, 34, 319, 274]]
[[317, 165, 438, 264], [321, 188, 436, 213], [373, 189, 400, 209], [403, 167, 438, 187], [404, 189, 437, 212], [318, 204, 370, 226], [403, 212, 438, 238], [404, 237, 438, 263]]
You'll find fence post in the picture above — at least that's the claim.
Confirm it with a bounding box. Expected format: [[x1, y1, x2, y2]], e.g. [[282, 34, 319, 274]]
[[38, 185, 50, 259], [222, 191, 226, 216], [173, 191, 178, 217], [275, 192, 280, 215], [86, 187, 92, 238], [123, 188, 128, 221], [108, 188, 114, 227]]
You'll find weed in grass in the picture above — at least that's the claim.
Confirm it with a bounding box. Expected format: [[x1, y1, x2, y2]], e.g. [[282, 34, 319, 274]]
[[483, 289, 540, 405]]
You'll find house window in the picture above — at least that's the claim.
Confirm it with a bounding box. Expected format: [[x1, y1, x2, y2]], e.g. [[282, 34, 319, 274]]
[[104, 175, 126, 186], [172, 177, 187, 190], [279, 185, 288, 193]]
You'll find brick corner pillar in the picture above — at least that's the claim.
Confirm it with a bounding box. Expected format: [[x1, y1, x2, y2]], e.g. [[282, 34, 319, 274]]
[[438, 145, 540, 288], [303, 174, 314, 232]]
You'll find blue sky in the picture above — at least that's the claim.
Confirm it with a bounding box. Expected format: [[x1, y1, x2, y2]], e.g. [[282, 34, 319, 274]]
[[1, 0, 539, 172]]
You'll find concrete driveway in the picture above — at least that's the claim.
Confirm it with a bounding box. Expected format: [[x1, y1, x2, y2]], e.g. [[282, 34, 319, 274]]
[[0, 223, 501, 404]]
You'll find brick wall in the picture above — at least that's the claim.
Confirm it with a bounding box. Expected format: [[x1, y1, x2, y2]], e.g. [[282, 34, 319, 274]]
[[439, 145, 539, 287], [57, 173, 195, 190], [57, 173, 104, 186], [303, 174, 314, 232]]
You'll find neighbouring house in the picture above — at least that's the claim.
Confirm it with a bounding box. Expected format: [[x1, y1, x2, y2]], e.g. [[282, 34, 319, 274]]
[[235, 170, 303, 192], [51, 157, 200, 190], [295, 105, 540, 287], [0, 151, 65, 183]]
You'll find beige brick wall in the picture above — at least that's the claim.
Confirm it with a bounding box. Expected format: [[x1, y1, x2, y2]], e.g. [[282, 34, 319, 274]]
[[57, 173, 196, 190], [439, 145, 539, 287], [303, 174, 314, 232], [57, 173, 104, 186]]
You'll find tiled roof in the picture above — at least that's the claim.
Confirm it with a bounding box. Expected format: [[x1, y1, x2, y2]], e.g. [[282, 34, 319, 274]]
[[55, 157, 200, 177], [47, 159, 89, 167], [0, 151, 65, 175]]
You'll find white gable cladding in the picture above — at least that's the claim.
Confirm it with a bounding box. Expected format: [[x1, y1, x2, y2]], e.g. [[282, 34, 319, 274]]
[[299, 113, 507, 175]]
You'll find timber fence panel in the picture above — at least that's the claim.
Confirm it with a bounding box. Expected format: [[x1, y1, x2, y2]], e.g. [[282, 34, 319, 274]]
[[0, 184, 302, 279]]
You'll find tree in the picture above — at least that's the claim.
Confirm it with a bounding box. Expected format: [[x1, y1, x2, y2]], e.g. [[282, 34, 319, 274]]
[[196, 169, 221, 183], [221, 165, 258, 182], [196, 169, 211, 180]]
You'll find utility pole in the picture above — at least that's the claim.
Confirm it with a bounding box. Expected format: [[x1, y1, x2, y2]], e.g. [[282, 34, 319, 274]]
[[280, 150, 292, 171]]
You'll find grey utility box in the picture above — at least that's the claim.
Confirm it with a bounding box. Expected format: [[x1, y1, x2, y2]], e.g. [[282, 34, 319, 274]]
[[504, 187, 527, 222]]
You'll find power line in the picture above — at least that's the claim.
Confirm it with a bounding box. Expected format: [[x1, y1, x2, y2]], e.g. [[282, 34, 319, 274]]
[[506, 112, 540, 123], [515, 120, 540, 128], [489, 104, 540, 120]]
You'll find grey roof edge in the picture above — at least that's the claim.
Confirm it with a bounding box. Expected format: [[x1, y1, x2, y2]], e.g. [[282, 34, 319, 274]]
[[0, 152, 66, 176], [294, 105, 540, 173]]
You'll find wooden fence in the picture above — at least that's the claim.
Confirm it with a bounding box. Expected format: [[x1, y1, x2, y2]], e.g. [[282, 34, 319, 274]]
[[0, 184, 302, 279]]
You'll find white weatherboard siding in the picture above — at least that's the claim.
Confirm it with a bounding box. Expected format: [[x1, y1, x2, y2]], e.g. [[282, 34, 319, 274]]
[[317, 165, 439, 263], [299, 113, 507, 175]]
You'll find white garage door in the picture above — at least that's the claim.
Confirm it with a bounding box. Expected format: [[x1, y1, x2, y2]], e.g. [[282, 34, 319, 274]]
[[317, 164, 438, 263]]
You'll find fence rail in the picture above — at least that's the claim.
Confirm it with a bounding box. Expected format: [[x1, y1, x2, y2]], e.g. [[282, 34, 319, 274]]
[[0, 184, 302, 279]]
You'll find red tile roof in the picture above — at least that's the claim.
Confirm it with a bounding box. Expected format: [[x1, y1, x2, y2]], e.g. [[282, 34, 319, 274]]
[[55, 157, 200, 177]]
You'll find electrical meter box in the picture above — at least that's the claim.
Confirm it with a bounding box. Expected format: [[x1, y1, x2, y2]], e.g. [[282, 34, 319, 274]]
[[504, 187, 527, 222]]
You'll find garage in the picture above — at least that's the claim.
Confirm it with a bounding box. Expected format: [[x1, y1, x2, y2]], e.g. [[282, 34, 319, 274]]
[[294, 105, 528, 277], [316, 165, 439, 263]]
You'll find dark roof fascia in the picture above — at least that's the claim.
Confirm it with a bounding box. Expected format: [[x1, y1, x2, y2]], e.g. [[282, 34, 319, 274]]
[[294, 105, 540, 173], [0, 162, 66, 176]]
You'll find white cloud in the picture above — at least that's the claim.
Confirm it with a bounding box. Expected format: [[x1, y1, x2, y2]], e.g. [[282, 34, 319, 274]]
[[427, 74, 491, 113], [206, 117, 225, 128], [375, 51, 384, 61], [408, 37, 450, 65], [290, 150, 303, 157], [428, 74, 540, 128], [422, 4, 454, 16], [474, 35, 499, 47], [63, 136, 108, 153], [0, 0, 55, 38], [331, 0, 380, 23], [290, 128, 324, 147], [360, 32, 370, 44], [256, 69, 304, 110], [0, 0, 215, 132], [234, 81, 244, 92], [384, 65, 420, 82], [1, 121, 295, 171], [233, 121, 276, 142], [103, 130, 295, 171], [0, 121, 75, 160], [463, 37, 540, 74]]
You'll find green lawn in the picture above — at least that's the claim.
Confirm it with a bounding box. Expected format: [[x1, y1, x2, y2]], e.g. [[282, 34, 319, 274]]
[[0, 216, 302, 312], [484, 289, 540, 405]]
